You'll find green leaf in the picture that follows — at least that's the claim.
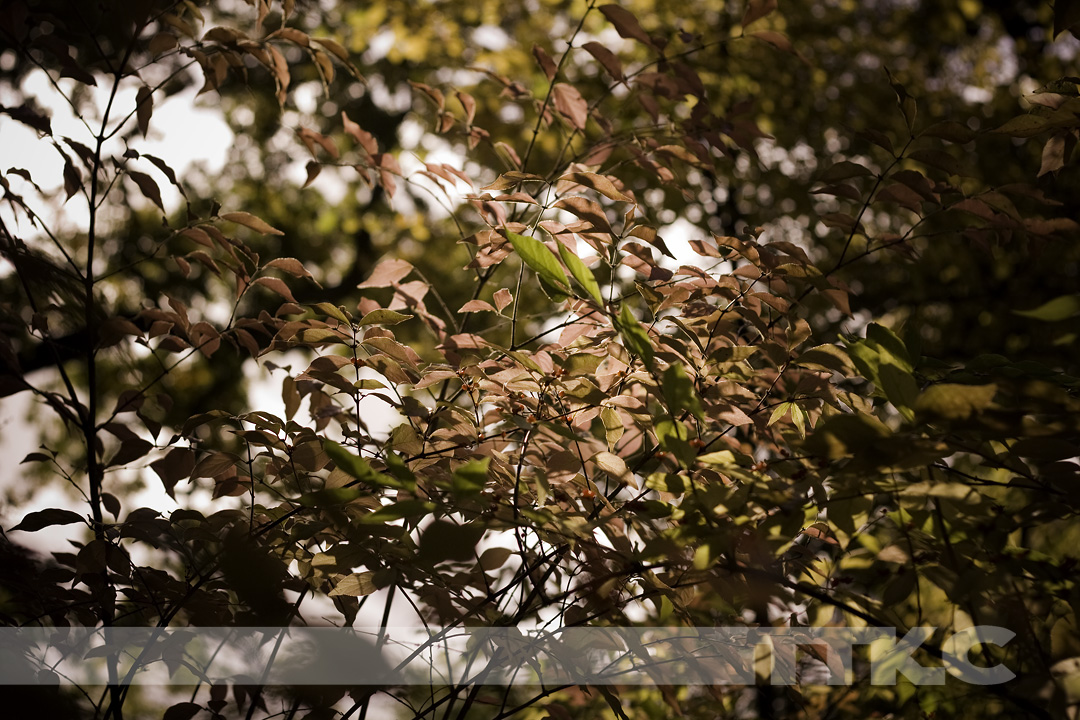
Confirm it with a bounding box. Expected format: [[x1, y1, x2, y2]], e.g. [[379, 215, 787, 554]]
[[506, 231, 571, 300], [614, 303, 654, 369], [1013, 294, 1080, 321], [296, 486, 366, 508], [914, 383, 997, 420], [361, 500, 436, 523], [357, 309, 413, 326], [655, 419, 695, 468], [661, 363, 704, 422], [309, 302, 352, 324], [556, 241, 604, 304], [452, 457, 490, 495], [324, 441, 413, 490], [329, 571, 377, 597]]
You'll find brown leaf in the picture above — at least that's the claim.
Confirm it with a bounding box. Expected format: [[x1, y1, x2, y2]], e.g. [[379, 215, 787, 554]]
[[342, 111, 378, 155], [582, 42, 624, 82], [558, 171, 632, 202], [493, 288, 513, 312], [303, 160, 321, 187], [552, 83, 588, 131], [62, 155, 80, 201], [358, 258, 414, 288], [1039, 133, 1068, 177], [253, 276, 296, 302], [220, 211, 284, 235], [742, 0, 778, 27], [265, 257, 315, 280], [128, 170, 164, 211], [532, 45, 558, 81], [458, 299, 496, 313], [599, 5, 654, 47], [136, 86, 153, 137]]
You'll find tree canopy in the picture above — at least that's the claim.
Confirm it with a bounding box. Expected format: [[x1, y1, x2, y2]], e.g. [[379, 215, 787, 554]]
[[1, 0, 1079, 718]]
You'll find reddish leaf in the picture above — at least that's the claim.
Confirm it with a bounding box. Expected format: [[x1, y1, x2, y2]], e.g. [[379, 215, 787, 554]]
[[358, 258, 414, 288], [253, 276, 296, 302], [582, 42, 624, 82], [532, 45, 558, 81], [599, 5, 654, 47], [128, 170, 164, 211], [552, 83, 588, 131], [493, 288, 513, 312], [558, 171, 632, 202]]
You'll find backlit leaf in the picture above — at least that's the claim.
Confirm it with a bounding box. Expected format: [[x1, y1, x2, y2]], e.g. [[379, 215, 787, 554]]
[[220, 211, 284, 235], [329, 572, 377, 597], [1013, 294, 1080, 321], [557, 240, 604, 304], [506, 231, 571, 299]]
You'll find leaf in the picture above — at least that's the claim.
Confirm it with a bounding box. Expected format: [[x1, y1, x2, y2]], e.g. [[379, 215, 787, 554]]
[[63, 155, 80, 201], [265, 257, 315, 280], [908, 148, 972, 178], [818, 161, 875, 183], [493, 288, 513, 312], [1038, 134, 1068, 177], [453, 457, 491, 495], [459, 299, 496, 313], [558, 171, 632, 202], [357, 309, 413, 326], [506, 231, 571, 299], [252, 276, 296, 302], [361, 500, 436, 523], [163, 703, 202, 720], [419, 520, 485, 563], [600, 5, 654, 47], [1055, 0, 1080, 38], [11, 508, 84, 532], [219, 211, 284, 235], [303, 160, 321, 187], [136, 86, 153, 137], [661, 363, 704, 422], [151, 447, 196, 499], [479, 547, 513, 571], [358, 258, 414, 288], [532, 44, 558, 81], [991, 114, 1049, 138], [329, 572, 377, 597], [1013, 294, 1080, 321], [309, 302, 351, 324], [750, 30, 795, 54], [582, 41, 624, 81], [919, 120, 975, 144], [296, 487, 365, 507], [556, 241, 604, 304], [128, 170, 164, 211], [614, 303, 655, 369], [914, 384, 997, 420], [601, 406, 624, 449], [742, 0, 778, 27], [552, 83, 588, 131], [594, 451, 631, 484]]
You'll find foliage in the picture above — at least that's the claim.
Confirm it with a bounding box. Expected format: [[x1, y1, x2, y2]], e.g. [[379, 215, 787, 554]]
[[1, 0, 1080, 718]]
